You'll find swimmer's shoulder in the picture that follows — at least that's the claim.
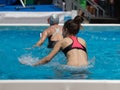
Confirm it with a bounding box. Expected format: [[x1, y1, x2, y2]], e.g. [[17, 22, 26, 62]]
[[44, 26, 54, 35], [51, 25, 62, 30], [60, 37, 71, 46], [78, 37, 86, 45]]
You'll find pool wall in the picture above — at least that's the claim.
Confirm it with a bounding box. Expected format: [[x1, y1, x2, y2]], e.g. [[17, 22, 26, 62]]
[[0, 80, 120, 90], [0, 11, 77, 24]]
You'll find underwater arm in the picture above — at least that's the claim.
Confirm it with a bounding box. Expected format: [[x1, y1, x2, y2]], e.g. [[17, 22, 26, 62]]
[[33, 41, 62, 66]]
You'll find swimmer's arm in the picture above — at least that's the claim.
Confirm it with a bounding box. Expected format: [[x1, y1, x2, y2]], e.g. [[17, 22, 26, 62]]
[[36, 31, 48, 46], [33, 41, 61, 66], [25, 31, 48, 50]]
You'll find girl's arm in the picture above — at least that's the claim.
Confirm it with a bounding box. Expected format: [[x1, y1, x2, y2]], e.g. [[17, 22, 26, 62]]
[[33, 41, 62, 66]]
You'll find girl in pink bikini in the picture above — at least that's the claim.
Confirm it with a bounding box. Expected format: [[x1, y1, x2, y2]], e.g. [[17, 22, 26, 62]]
[[33, 16, 88, 67]]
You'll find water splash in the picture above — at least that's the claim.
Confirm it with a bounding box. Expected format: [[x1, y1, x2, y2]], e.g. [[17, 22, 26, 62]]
[[52, 57, 96, 74], [18, 54, 39, 66]]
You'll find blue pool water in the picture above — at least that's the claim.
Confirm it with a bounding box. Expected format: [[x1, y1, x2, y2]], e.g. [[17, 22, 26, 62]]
[[0, 25, 120, 80]]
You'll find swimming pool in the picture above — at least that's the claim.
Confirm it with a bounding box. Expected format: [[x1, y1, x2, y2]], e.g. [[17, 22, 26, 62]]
[[0, 25, 120, 80]]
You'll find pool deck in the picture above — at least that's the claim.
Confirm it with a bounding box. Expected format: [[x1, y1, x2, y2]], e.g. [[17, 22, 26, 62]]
[[0, 11, 74, 25], [0, 12, 61, 24], [1, 12, 120, 25], [0, 11, 91, 25], [0, 5, 66, 25], [0, 5, 119, 25]]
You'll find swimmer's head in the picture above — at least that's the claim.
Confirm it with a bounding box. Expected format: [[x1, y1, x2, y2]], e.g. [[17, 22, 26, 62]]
[[48, 14, 59, 25]]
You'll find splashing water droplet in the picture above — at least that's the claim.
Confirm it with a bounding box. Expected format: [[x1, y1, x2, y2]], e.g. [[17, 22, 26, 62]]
[[18, 54, 39, 66]]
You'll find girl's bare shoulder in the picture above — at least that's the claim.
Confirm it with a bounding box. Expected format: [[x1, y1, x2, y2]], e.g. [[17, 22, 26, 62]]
[[78, 37, 86, 44]]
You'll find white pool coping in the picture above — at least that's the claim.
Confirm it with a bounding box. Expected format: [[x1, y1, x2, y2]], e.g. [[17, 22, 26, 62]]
[[0, 80, 120, 90], [0, 80, 120, 83]]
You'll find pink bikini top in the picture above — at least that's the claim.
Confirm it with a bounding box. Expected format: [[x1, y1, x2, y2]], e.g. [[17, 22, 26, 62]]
[[62, 36, 87, 55]]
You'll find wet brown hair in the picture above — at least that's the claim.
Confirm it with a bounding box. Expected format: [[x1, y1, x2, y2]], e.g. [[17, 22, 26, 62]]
[[73, 15, 84, 24], [63, 15, 83, 35]]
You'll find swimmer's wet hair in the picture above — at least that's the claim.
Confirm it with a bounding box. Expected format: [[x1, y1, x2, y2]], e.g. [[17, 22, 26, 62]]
[[73, 15, 84, 24], [63, 16, 83, 35]]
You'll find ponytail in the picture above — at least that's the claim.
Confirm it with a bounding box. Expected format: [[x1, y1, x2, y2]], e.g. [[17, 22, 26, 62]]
[[63, 15, 84, 35], [73, 15, 83, 24]]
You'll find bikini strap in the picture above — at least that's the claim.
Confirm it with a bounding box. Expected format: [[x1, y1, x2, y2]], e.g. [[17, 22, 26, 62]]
[[69, 36, 84, 49]]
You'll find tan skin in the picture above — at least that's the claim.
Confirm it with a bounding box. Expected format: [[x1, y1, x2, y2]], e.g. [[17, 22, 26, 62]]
[[35, 24, 63, 47], [26, 18, 63, 49], [33, 29, 88, 67]]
